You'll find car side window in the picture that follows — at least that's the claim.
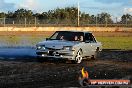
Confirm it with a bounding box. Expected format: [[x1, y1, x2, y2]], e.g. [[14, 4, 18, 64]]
[[85, 33, 96, 43]]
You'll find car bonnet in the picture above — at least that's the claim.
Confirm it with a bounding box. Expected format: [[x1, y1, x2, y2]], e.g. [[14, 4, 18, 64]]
[[37, 40, 79, 50]]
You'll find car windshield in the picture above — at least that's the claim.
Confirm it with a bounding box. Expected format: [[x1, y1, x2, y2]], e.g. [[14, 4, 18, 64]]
[[49, 31, 84, 41]]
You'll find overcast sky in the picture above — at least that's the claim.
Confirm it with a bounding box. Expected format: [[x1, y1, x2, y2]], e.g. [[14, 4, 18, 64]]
[[0, 0, 132, 18]]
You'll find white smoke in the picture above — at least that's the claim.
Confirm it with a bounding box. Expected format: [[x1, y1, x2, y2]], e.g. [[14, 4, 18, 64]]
[[124, 8, 132, 14], [17, 0, 39, 10]]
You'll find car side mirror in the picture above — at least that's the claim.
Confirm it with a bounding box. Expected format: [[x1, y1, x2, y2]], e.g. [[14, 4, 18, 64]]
[[46, 38, 49, 41]]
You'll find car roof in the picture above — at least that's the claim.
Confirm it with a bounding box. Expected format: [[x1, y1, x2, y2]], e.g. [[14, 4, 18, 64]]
[[56, 31, 92, 34]]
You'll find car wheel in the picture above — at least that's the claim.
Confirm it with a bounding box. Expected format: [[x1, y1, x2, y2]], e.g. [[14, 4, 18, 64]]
[[91, 48, 100, 60], [91, 53, 97, 60], [73, 50, 83, 64]]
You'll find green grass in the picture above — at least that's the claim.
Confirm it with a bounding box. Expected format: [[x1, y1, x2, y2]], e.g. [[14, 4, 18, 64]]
[[0, 35, 132, 50], [96, 37, 132, 50]]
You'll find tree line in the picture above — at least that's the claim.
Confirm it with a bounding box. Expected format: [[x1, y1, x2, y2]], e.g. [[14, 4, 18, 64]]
[[0, 7, 132, 25]]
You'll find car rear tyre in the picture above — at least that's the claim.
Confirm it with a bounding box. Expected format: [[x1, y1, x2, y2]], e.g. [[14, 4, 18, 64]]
[[91, 48, 100, 60], [91, 53, 97, 60], [72, 50, 83, 64]]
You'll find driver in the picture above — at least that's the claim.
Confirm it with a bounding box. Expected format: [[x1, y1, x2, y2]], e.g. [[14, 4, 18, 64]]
[[74, 36, 78, 41]]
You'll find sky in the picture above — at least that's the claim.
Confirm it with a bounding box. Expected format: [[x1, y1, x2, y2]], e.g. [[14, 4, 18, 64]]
[[0, 0, 132, 19]]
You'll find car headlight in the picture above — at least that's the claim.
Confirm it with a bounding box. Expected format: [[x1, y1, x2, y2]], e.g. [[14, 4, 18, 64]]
[[42, 47, 46, 50], [36, 45, 45, 50], [63, 46, 74, 51], [37, 46, 41, 50]]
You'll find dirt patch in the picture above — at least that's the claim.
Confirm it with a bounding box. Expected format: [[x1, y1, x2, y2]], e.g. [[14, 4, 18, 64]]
[[0, 60, 131, 88], [0, 49, 131, 88], [100, 49, 132, 61]]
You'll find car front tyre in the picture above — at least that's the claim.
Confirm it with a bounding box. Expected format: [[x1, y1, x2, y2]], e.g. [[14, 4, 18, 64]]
[[72, 50, 83, 64]]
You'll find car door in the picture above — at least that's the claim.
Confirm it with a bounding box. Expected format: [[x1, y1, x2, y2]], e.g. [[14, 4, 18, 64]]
[[83, 33, 97, 57]]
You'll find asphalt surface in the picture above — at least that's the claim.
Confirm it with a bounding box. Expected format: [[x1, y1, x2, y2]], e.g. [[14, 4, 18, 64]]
[[0, 47, 131, 88]]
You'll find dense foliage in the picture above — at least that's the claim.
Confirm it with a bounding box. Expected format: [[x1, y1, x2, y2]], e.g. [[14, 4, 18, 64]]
[[0, 7, 132, 26]]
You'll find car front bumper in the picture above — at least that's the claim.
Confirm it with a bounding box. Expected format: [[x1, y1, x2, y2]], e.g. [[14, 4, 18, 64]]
[[36, 49, 75, 60]]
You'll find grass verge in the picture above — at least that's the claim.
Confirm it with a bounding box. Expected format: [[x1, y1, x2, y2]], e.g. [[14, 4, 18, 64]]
[[96, 37, 132, 50]]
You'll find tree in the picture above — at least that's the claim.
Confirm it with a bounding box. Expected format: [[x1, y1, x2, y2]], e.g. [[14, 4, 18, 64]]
[[13, 8, 33, 24], [0, 12, 6, 18], [80, 13, 91, 25], [121, 14, 132, 24], [97, 12, 113, 24], [0, 7, 131, 26]]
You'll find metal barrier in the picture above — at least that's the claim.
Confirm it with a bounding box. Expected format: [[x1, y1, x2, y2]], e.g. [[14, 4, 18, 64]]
[[0, 18, 132, 27]]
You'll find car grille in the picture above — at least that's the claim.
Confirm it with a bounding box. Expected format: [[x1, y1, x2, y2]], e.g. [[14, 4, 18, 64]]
[[36, 52, 44, 55], [37, 47, 62, 56], [46, 47, 61, 50], [48, 51, 54, 56]]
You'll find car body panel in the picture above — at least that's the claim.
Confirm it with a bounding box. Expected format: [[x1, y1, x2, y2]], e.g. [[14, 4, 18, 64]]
[[38, 40, 79, 50], [36, 31, 102, 61]]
